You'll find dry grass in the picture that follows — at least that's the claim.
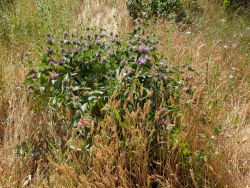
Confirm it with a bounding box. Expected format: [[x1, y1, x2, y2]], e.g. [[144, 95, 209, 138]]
[[0, 0, 249, 187]]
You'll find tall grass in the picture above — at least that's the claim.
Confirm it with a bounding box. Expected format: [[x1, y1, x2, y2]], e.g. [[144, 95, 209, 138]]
[[0, 0, 249, 187]]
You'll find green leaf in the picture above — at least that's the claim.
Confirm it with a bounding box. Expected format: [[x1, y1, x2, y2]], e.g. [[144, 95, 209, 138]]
[[81, 103, 88, 113], [88, 95, 97, 101]]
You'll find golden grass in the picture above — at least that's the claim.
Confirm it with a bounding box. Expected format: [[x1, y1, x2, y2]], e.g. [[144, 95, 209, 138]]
[[0, 0, 249, 187]]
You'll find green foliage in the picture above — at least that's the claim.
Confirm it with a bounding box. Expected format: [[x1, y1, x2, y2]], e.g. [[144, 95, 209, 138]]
[[26, 27, 183, 146], [223, 0, 231, 7], [223, 0, 249, 9], [126, 0, 195, 23]]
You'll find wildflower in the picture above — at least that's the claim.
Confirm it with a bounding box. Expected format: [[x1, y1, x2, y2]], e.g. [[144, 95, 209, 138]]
[[121, 67, 133, 78], [71, 48, 80, 55], [145, 55, 151, 62], [50, 72, 59, 79], [47, 49, 55, 55], [186, 75, 193, 81], [78, 119, 84, 129], [54, 60, 65, 66], [63, 32, 68, 38], [30, 67, 39, 73], [31, 74, 38, 79], [100, 56, 107, 63], [137, 44, 150, 53], [108, 49, 114, 56], [77, 117, 92, 129], [137, 56, 147, 65]]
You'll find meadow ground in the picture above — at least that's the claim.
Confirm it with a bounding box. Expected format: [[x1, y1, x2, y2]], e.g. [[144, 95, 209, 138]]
[[0, 0, 249, 187]]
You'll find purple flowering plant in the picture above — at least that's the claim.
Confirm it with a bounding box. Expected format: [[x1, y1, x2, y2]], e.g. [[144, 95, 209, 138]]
[[26, 27, 183, 136]]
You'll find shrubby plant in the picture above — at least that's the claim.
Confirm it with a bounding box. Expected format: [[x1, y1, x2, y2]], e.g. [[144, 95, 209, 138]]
[[23, 26, 210, 187], [26, 27, 183, 146], [126, 0, 194, 23]]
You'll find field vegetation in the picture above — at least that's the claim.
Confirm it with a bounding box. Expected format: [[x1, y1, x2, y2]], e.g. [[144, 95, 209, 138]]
[[0, 0, 249, 187]]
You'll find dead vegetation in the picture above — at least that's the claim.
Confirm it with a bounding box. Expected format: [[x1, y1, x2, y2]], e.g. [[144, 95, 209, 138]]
[[0, 0, 249, 187]]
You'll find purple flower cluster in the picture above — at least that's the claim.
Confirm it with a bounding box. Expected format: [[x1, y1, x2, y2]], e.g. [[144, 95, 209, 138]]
[[186, 75, 193, 81], [71, 48, 80, 55], [31, 74, 38, 79], [137, 55, 150, 65], [63, 32, 68, 38], [137, 44, 150, 53], [54, 60, 66, 66], [30, 67, 39, 73], [122, 67, 133, 77], [47, 49, 55, 55], [100, 56, 107, 63], [50, 72, 59, 79]]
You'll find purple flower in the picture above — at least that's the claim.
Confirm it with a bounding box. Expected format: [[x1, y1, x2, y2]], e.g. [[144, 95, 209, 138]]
[[63, 32, 68, 38], [100, 56, 107, 63], [78, 119, 84, 128], [186, 75, 193, 81], [145, 55, 151, 62], [30, 67, 39, 73], [137, 44, 150, 53], [31, 74, 38, 79], [50, 72, 59, 79], [54, 60, 66, 66], [47, 49, 55, 55], [137, 56, 147, 65], [121, 67, 133, 79], [71, 48, 80, 55], [108, 49, 114, 56], [122, 67, 133, 76]]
